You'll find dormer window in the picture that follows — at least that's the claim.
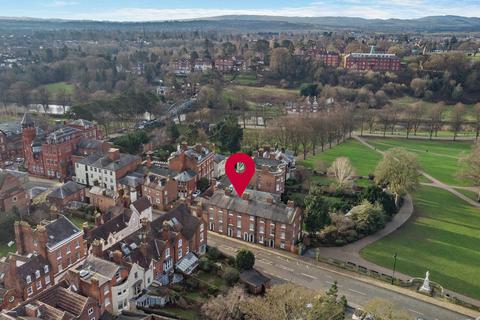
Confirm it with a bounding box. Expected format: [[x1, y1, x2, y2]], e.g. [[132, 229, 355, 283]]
[[26, 275, 32, 284], [35, 270, 41, 279], [44, 265, 49, 273]]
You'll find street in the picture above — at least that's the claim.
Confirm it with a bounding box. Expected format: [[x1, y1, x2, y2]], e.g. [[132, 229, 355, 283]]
[[208, 233, 476, 320]]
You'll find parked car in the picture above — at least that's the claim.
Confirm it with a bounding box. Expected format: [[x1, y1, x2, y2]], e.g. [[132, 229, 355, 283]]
[[192, 190, 201, 198], [352, 309, 375, 320]]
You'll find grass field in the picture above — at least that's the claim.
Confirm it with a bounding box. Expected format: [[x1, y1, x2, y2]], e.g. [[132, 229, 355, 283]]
[[364, 137, 473, 186], [228, 85, 298, 100], [298, 139, 383, 176], [361, 186, 480, 299], [390, 96, 476, 121], [43, 82, 75, 96]]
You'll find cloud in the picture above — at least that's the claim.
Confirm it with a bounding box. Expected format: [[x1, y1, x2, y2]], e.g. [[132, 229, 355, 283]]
[[45, 1, 78, 8], [35, 1, 480, 21]]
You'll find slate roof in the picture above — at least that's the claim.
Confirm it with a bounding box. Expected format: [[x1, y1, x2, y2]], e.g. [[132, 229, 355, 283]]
[[44, 216, 82, 249], [175, 170, 197, 182], [87, 210, 131, 243], [131, 197, 151, 213], [45, 126, 81, 144], [240, 269, 271, 287], [118, 172, 144, 188], [77, 255, 120, 285], [153, 204, 201, 241], [69, 119, 93, 127], [213, 154, 226, 163], [47, 181, 85, 200], [77, 139, 103, 150], [149, 166, 178, 178], [206, 189, 296, 224], [15, 254, 51, 286], [89, 153, 141, 171]]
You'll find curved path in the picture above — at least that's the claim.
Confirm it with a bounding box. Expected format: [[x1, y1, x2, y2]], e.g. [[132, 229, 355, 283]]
[[305, 194, 414, 281]]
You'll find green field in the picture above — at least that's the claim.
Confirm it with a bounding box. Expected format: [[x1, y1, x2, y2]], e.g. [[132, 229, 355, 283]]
[[44, 82, 75, 96], [298, 139, 382, 176], [390, 96, 476, 121], [361, 186, 480, 299], [364, 138, 473, 186]]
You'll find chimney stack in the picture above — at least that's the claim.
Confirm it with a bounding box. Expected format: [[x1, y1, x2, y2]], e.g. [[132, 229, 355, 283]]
[[139, 242, 148, 257], [95, 213, 103, 226], [242, 192, 250, 201], [107, 148, 120, 161], [287, 200, 295, 208], [162, 221, 169, 240], [266, 197, 273, 204], [91, 239, 103, 257], [112, 250, 123, 264]]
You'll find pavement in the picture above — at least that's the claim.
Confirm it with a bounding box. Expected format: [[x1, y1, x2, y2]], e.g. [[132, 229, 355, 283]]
[[208, 233, 480, 320]]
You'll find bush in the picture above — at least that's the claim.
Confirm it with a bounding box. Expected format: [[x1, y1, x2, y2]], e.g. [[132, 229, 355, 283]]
[[207, 246, 221, 261], [224, 267, 240, 286], [235, 249, 255, 271], [186, 277, 200, 290], [207, 287, 219, 296], [199, 256, 212, 272], [226, 256, 236, 266]]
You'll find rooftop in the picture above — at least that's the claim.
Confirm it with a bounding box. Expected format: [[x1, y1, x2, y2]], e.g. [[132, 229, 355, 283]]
[[47, 181, 85, 200], [43, 216, 82, 249], [206, 189, 296, 224]]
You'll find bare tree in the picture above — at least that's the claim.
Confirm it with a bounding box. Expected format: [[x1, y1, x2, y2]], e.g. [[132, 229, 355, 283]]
[[201, 286, 246, 320], [328, 157, 356, 187], [428, 103, 445, 140], [405, 102, 424, 138], [357, 103, 369, 137], [451, 102, 465, 141], [473, 103, 480, 141], [37, 87, 50, 114]]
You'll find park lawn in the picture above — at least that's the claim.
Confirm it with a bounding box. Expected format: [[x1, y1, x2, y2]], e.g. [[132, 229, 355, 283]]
[[43, 82, 75, 96], [364, 137, 473, 186], [161, 307, 200, 320], [390, 96, 476, 121], [298, 139, 382, 177], [454, 188, 479, 202], [0, 243, 15, 257], [361, 186, 480, 299], [229, 85, 298, 100]]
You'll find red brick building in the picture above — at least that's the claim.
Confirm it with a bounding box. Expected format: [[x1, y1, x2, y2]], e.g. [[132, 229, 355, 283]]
[[202, 189, 302, 253], [1, 281, 101, 320], [14, 216, 87, 275], [168, 143, 214, 198], [300, 48, 340, 67], [21, 113, 102, 179], [344, 53, 400, 71], [0, 171, 29, 213], [143, 167, 178, 211], [249, 157, 287, 194], [0, 122, 22, 162], [46, 181, 86, 209], [0, 253, 54, 310]]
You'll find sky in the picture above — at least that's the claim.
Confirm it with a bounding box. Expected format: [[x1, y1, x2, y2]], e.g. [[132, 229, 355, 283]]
[[1, 0, 479, 21]]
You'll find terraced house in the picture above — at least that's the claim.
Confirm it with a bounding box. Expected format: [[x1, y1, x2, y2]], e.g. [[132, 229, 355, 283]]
[[202, 189, 302, 253], [14, 216, 86, 275]]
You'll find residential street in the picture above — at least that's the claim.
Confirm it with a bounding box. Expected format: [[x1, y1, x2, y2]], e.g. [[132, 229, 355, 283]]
[[208, 233, 478, 320]]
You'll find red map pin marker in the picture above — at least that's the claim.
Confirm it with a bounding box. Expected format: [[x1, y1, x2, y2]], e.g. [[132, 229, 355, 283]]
[[225, 153, 255, 197]]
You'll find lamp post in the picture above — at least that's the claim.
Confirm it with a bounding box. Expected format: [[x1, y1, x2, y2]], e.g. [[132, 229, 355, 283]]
[[392, 253, 397, 285]]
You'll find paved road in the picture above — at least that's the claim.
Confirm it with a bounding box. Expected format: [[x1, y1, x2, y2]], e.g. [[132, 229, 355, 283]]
[[209, 234, 477, 320]]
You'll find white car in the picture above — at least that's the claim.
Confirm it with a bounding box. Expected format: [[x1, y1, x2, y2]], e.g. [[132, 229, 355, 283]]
[[192, 190, 201, 198]]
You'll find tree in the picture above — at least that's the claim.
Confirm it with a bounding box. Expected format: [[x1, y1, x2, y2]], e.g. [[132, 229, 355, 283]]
[[410, 78, 427, 97], [197, 177, 210, 193], [37, 87, 50, 114], [460, 143, 480, 198], [348, 200, 386, 235], [404, 102, 423, 138], [328, 157, 355, 187], [474, 103, 480, 140], [363, 298, 411, 320], [224, 267, 240, 286], [209, 115, 243, 153], [299, 83, 319, 98], [304, 186, 331, 233], [201, 286, 246, 320], [427, 103, 445, 140], [167, 122, 180, 142], [240, 283, 345, 320], [375, 148, 421, 206], [451, 102, 465, 141], [236, 248, 255, 271]]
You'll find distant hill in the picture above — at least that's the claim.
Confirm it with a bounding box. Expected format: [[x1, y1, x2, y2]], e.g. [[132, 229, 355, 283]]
[[0, 15, 479, 33]]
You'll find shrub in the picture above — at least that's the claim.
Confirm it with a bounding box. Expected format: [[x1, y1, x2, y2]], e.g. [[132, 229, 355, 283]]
[[235, 249, 255, 271], [224, 267, 240, 286], [207, 287, 219, 296], [186, 277, 200, 290], [207, 246, 221, 261], [199, 256, 212, 272]]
